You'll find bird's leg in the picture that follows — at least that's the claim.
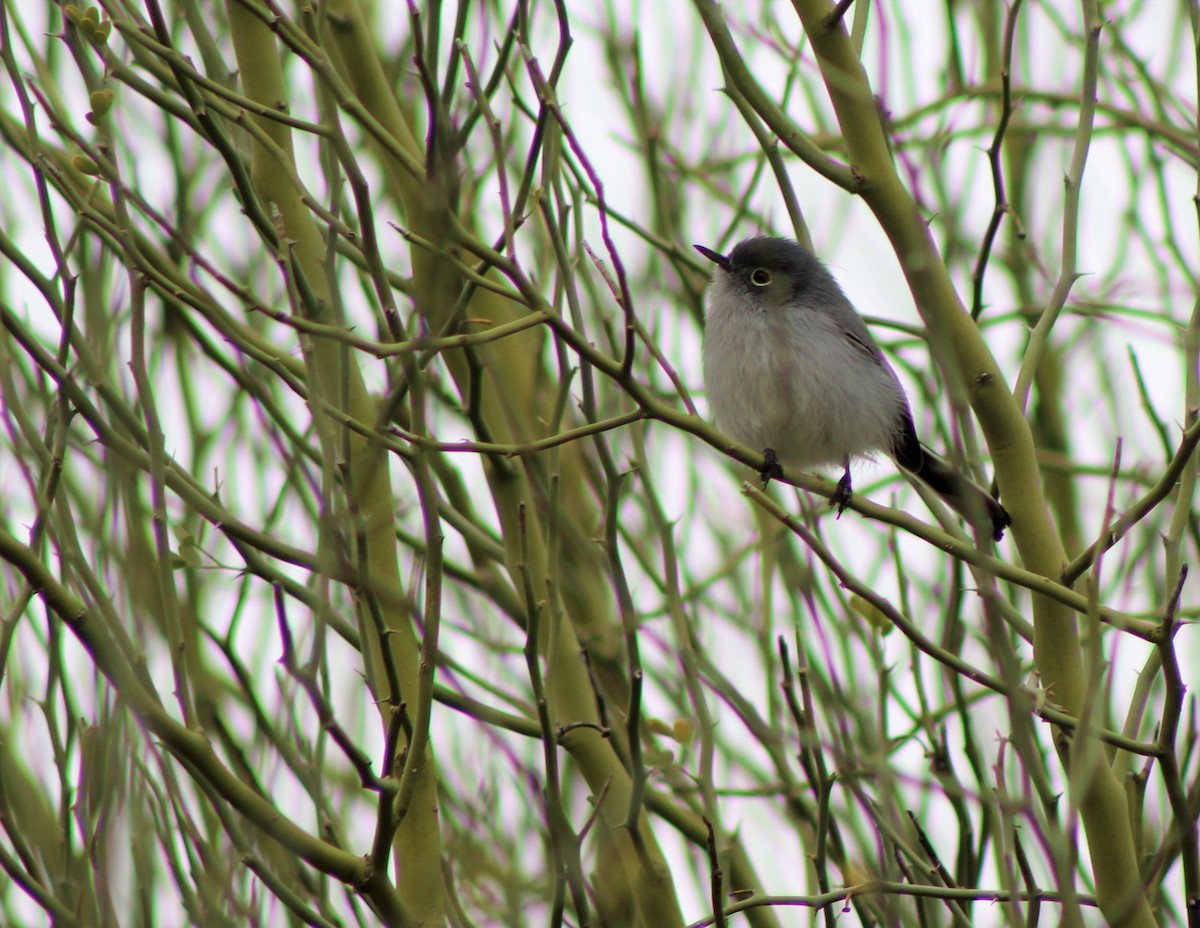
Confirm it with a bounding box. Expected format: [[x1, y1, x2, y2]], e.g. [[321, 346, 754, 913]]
[[759, 448, 784, 488], [830, 457, 853, 516]]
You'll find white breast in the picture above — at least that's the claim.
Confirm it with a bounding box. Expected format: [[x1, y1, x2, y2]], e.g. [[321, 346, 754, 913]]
[[702, 285, 908, 472]]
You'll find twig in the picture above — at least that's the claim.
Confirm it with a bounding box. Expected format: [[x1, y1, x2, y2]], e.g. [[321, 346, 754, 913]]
[[971, 0, 1026, 320]]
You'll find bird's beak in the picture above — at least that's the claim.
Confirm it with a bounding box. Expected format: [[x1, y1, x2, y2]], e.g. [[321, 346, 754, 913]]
[[693, 244, 730, 271]]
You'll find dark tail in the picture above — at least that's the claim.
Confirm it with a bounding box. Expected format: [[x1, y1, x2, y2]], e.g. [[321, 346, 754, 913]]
[[893, 415, 1011, 541]]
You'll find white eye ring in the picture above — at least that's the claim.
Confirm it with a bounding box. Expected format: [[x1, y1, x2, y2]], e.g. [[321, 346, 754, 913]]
[[750, 268, 772, 287]]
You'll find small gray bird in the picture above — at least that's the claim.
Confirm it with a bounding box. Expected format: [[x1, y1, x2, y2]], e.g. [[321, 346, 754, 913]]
[[696, 236, 1010, 541]]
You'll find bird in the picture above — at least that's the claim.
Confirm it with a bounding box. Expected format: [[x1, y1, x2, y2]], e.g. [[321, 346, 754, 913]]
[[696, 235, 1010, 541]]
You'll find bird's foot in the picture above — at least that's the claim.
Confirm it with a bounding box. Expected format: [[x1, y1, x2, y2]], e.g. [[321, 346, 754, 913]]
[[830, 464, 853, 517], [759, 448, 784, 488]]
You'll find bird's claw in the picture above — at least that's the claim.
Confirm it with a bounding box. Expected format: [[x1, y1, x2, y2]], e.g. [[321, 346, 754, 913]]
[[759, 448, 784, 488], [830, 469, 853, 517]]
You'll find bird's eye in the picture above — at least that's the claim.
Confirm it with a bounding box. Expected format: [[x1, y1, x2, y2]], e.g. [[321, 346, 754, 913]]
[[749, 268, 772, 287]]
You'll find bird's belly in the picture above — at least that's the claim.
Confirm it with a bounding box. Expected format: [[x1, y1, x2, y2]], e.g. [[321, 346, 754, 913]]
[[713, 328, 904, 471]]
